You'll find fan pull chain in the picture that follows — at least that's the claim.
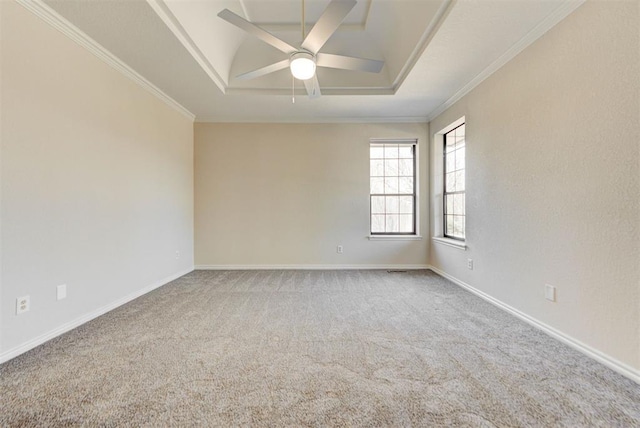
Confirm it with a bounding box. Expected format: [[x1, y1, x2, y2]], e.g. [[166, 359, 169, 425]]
[[292, 74, 295, 104]]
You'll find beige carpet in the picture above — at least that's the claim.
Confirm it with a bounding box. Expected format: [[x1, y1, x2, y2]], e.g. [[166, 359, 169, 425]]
[[1, 270, 639, 426]]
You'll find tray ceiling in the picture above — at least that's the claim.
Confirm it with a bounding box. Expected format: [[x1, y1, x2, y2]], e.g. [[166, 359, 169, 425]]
[[42, 0, 585, 122]]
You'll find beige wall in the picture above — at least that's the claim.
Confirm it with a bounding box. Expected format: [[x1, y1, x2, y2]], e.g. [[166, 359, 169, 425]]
[[429, 1, 639, 371], [195, 123, 428, 267], [0, 2, 194, 356]]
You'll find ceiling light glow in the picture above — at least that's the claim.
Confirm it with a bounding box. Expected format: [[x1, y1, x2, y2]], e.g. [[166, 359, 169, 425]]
[[290, 52, 316, 80]]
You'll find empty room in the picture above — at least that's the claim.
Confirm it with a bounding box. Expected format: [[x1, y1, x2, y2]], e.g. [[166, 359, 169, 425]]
[[1, 0, 639, 426]]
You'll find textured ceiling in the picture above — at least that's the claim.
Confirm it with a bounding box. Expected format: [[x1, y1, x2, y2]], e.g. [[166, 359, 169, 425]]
[[44, 0, 584, 122]]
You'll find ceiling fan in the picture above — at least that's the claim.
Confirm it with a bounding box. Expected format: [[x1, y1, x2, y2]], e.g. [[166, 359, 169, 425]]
[[217, 0, 384, 99]]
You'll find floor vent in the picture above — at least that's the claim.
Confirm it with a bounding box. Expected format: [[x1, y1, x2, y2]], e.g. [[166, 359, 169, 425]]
[[387, 270, 407, 273]]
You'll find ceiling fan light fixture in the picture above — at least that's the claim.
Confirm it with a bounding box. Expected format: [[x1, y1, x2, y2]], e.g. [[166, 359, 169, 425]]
[[290, 52, 316, 80]]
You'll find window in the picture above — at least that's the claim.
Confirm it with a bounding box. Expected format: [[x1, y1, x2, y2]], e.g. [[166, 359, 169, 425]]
[[443, 123, 465, 240], [370, 141, 416, 235]]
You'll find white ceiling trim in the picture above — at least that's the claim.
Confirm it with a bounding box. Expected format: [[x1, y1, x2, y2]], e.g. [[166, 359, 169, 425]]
[[16, 0, 195, 121], [238, 0, 251, 22], [242, 0, 372, 32], [155, 0, 453, 97], [253, 22, 366, 33], [147, 0, 227, 94], [391, 0, 455, 90], [425, 0, 586, 123], [226, 87, 395, 96], [197, 116, 427, 124]]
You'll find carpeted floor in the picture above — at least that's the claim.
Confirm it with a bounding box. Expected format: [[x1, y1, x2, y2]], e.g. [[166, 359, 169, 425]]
[[1, 270, 639, 427]]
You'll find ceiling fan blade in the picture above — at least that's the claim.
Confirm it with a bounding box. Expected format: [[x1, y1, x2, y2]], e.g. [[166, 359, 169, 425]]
[[301, 0, 357, 54], [218, 9, 297, 54], [236, 60, 290, 80], [316, 53, 384, 73], [303, 75, 322, 99]]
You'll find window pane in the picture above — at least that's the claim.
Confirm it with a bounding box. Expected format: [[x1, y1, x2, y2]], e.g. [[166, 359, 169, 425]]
[[446, 152, 456, 172], [370, 159, 384, 176], [384, 177, 398, 194], [386, 196, 399, 214], [455, 170, 465, 192], [370, 177, 384, 194], [398, 145, 413, 158], [443, 124, 465, 240], [370, 141, 416, 235], [399, 159, 413, 177], [371, 196, 385, 214], [399, 215, 413, 233], [453, 215, 464, 238], [445, 194, 453, 215], [445, 172, 456, 192], [384, 159, 399, 176], [399, 196, 413, 214], [371, 215, 385, 233], [384, 144, 399, 159], [453, 194, 465, 215], [445, 215, 454, 235], [386, 215, 399, 232], [370, 144, 384, 158], [455, 148, 465, 170], [399, 177, 413, 194], [445, 137, 456, 153]]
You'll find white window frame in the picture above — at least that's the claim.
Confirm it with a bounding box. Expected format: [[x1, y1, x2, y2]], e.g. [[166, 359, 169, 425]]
[[432, 117, 467, 250], [368, 138, 422, 241]]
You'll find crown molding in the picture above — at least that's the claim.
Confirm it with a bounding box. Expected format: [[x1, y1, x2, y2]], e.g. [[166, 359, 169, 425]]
[[226, 86, 395, 96], [238, 0, 251, 22], [196, 116, 427, 124], [16, 0, 195, 121], [241, 0, 371, 34], [425, 0, 586, 122], [146, 0, 227, 94], [253, 22, 366, 33], [391, 0, 455, 91]]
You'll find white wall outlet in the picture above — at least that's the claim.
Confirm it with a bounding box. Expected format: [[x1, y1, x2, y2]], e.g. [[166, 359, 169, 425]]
[[57, 284, 67, 301], [16, 295, 30, 315], [467, 259, 473, 270], [337, 245, 343, 254], [545, 284, 556, 302], [175, 250, 180, 260]]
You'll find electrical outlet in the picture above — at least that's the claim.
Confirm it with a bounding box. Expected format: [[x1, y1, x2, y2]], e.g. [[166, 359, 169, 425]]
[[467, 259, 473, 270], [57, 284, 67, 301], [545, 284, 556, 302], [175, 250, 180, 260], [16, 295, 30, 315], [337, 245, 343, 254]]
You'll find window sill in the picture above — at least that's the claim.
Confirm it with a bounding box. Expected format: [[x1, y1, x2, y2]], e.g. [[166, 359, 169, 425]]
[[432, 236, 466, 250], [368, 235, 423, 241]]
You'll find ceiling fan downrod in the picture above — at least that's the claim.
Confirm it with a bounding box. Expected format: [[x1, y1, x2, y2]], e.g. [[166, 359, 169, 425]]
[[301, 0, 305, 41]]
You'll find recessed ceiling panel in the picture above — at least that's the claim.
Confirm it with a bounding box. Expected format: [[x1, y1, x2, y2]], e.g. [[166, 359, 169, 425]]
[[243, 0, 371, 28], [161, 0, 449, 95], [41, 0, 583, 122]]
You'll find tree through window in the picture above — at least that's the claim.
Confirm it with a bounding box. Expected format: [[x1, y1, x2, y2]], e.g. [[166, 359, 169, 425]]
[[370, 141, 416, 235], [444, 124, 465, 240]]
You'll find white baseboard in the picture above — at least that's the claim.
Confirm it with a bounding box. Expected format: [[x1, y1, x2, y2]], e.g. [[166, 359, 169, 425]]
[[428, 265, 640, 385], [195, 264, 430, 270], [0, 267, 194, 364]]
